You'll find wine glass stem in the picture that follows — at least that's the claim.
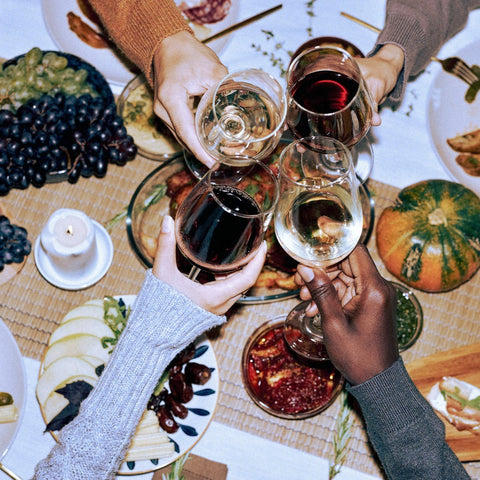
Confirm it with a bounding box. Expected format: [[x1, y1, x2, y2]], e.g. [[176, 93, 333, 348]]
[[188, 266, 201, 281]]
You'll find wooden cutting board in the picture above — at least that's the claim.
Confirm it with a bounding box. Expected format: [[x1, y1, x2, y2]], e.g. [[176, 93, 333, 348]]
[[406, 343, 480, 462]]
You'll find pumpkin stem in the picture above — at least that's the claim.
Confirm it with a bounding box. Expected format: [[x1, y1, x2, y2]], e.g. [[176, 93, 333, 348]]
[[428, 208, 448, 226]]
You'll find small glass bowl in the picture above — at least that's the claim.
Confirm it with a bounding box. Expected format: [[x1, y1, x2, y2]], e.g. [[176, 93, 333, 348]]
[[242, 316, 344, 420], [391, 282, 423, 351], [117, 74, 183, 161]]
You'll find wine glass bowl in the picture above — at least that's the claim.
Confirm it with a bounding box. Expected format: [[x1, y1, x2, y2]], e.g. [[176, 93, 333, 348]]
[[274, 136, 363, 361], [286, 45, 373, 148], [274, 136, 363, 269], [175, 158, 279, 275], [195, 69, 287, 164]]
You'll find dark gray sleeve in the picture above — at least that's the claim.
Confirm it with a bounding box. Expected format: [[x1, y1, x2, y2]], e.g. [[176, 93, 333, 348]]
[[369, 0, 480, 104], [347, 357, 471, 480]]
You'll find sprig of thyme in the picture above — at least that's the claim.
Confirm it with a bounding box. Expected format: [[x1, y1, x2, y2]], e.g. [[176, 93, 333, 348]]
[[101, 296, 131, 352], [329, 391, 354, 480], [162, 454, 189, 480]]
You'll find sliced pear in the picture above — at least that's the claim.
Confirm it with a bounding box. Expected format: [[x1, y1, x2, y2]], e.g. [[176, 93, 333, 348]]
[[49, 317, 113, 346], [61, 303, 104, 325], [81, 355, 107, 369], [37, 356, 98, 406], [42, 391, 69, 424], [43, 334, 110, 370]]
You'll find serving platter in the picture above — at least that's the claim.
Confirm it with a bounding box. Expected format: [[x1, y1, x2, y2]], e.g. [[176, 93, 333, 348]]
[[0, 318, 26, 460], [427, 40, 480, 197], [41, 0, 240, 87], [406, 343, 480, 461], [37, 295, 219, 475]]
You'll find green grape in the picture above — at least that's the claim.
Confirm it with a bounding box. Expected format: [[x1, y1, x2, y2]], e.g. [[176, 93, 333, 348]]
[[25, 70, 37, 86], [61, 67, 76, 79], [51, 55, 68, 71], [73, 69, 88, 84], [11, 78, 26, 91], [35, 77, 53, 93], [43, 67, 59, 83], [62, 80, 80, 95], [3, 65, 17, 79], [24, 47, 43, 67], [41, 51, 57, 67]]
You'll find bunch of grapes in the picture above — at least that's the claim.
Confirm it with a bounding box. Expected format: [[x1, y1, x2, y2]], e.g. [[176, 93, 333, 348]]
[[0, 215, 31, 271], [0, 92, 137, 194], [0, 47, 99, 111]]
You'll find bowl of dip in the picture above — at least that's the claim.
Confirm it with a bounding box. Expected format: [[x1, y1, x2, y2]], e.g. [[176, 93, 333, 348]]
[[117, 74, 183, 161], [242, 316, 344, 419]]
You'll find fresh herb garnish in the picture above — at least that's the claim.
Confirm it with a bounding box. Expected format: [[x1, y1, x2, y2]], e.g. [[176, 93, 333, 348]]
[[101, 296, 131, 352], [329, 391, 354, 480]]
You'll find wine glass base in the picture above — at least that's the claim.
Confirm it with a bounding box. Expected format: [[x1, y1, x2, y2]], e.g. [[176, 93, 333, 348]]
[[283, 301, 330, 362]]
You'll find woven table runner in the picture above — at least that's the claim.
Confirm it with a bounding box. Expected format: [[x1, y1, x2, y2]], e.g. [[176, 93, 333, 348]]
[[0, 158, 479, 479]]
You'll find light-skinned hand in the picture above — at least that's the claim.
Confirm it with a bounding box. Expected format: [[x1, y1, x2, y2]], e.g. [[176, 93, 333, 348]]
[[356, 43, 405, 126], [152, 215, 267, 315], [296, 244, 398, 385], [152, 31, 228, 168]]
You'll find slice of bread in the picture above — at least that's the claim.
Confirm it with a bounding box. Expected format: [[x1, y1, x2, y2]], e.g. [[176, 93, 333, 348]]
[[447, 129, 480, 153], [455, 153, 480, 176]]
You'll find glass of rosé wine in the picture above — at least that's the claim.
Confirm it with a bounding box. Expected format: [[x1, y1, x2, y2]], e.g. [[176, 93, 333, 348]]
[[286, 45, 374, 182], [274, 136, 363, 361], [175, 158, 279, 280]]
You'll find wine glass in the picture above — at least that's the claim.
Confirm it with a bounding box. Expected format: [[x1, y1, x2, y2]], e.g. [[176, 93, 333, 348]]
[[186, 68, 287, 180], [286, 45, 372, 147], [175, 158, 279, 278], [274, 136, 363, 361]]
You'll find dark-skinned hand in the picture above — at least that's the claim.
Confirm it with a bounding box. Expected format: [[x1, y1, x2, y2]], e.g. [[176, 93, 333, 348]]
[[296, 244, 399, 385]]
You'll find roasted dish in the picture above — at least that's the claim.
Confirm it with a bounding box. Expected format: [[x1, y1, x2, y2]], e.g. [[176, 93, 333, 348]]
[[447, 128, 480, 176]]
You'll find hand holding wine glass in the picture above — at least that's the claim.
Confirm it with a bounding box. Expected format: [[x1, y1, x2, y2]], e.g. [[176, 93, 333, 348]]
[[175, 159, 279, 278], [273, 136, 363, 361], [187, 69, 287, 179]]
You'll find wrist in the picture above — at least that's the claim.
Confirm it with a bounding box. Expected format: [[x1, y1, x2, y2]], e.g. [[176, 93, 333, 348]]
[[375, 43, 405, 78]]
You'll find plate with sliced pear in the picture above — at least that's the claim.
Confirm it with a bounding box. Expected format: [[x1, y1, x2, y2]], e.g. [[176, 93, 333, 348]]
[[36, 295, 219, 475]]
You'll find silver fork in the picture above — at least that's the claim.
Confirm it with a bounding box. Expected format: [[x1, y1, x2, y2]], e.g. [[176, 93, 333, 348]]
[[432, 56, 478, 86], [340, 12, 479, 86]]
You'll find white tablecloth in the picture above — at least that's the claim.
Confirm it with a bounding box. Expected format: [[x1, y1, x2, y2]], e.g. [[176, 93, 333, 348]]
[[1, 1, 480, 479]]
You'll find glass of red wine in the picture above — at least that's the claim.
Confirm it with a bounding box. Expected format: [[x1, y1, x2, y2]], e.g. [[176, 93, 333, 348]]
[[286, 45, 373, 181], [175, 158, 279, 279], [273, 136, 363, 361]]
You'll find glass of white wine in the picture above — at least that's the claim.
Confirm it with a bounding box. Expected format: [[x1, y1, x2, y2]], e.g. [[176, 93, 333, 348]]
[[274, 136, 363, 361], [187, 69, 287, 179]]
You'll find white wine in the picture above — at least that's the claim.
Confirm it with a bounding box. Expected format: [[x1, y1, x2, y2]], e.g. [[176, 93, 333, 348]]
[[274, 186, 363, 267], [197, 84, 284, 160]]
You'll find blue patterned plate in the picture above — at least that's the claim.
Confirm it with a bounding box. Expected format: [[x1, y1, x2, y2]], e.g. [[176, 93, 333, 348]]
[[116, 295, 220, 475]]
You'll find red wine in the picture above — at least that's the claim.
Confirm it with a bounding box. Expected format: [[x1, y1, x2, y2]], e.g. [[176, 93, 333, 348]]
[[177, 185, 263, 273], [292, 70, 358, 114], [288, 70, 370, 147]]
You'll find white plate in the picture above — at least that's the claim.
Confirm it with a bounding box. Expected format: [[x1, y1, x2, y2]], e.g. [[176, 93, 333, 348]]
[[41, 0, 240, 87], [0, 319, 26, 460], [38, 295, 219, 475], [427, 40, 480, 196]]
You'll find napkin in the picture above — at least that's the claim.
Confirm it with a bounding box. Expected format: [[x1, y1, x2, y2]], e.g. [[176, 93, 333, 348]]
[[152, 454, 228, 480]]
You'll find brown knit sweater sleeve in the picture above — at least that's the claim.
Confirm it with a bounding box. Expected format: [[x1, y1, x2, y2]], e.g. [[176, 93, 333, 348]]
[[88, 0, 193, 83]]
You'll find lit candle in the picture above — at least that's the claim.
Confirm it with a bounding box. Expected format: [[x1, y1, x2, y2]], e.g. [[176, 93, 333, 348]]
[[40, 208, 97, 277]]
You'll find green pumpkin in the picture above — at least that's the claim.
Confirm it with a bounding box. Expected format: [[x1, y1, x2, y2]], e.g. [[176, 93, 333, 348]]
[[376, 180, 480, 292]]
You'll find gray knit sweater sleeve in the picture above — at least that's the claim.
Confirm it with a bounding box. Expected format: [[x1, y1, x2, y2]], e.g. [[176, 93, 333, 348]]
[[369, 0, 480, 104], [347, 357, 471, 480], [33, 270, 225, 480]]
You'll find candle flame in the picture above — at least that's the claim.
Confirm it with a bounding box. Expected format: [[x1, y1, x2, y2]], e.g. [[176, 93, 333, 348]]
[[66, 225, 74, 236]]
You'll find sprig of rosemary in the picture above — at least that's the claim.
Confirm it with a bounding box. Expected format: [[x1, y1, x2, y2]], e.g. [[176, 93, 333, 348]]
[[329, 391, 354, 480], [104, 183, 167, 232], [162, 454, 189, 480]]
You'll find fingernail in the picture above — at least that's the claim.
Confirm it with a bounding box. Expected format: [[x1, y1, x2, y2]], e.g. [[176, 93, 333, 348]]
[[161, 215, 173, 233], [298, 265, 314, 282]]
